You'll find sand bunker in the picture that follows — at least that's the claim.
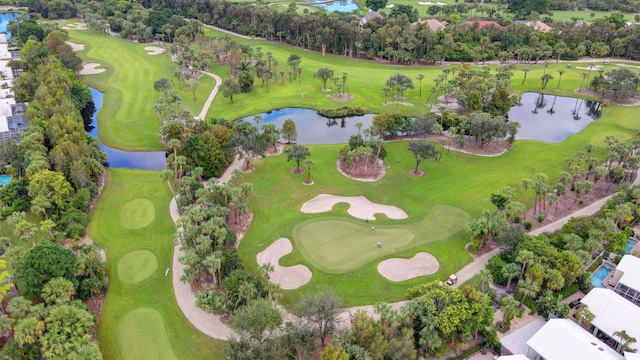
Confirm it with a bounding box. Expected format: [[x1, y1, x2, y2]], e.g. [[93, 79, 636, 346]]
[[256, 238, 312, 290], [65, 41, 85, 52], [145, 46, 166, 55], [301, 194, 408, 220], [79, 63, 105, 75], [377, 252, 440, 281], [418, 1, 446, 5], [62, 22, 88, 30]]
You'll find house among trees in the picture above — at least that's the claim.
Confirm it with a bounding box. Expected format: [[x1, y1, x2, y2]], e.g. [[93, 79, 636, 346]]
[[415, 18, 447, 31], [610, 255, 640, 306], [581, 288, 640, 354], [464, 20, 503, 29], [516, 20, 552, 32], [359, 9, 383, 27], [0, 33, 27, 142]]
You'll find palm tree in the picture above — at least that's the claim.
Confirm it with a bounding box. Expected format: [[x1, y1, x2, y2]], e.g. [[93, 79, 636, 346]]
[[355, 122, 363, 148], [41, 278, 75, 305], [502, 263, 521, 293], [585, 62, 596, 88], [545, 269, 564, 291], [521, 178, 534, 220], [517, 278, 540, 308], [304, 159, 315, 184], [417, 74, 425, 98], [575, 305, 595, 329], [613, 330, 637, 353], [167, 138, 181, 181], [479, 269, 493, 293], [540, 74, 554, 89], [557, 69, 566, 89], [500, 295, 519, 329], [14, 316, 45, 347], [258, 263, 275, 283], [521, 68, 530, 85], [515, 250, 535, 294], [253, 115, 263, 133]]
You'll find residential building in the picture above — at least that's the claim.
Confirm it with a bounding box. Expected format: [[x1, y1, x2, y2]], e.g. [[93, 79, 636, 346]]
[[582, 288, 640, 353], [610, 255, 640, 306]]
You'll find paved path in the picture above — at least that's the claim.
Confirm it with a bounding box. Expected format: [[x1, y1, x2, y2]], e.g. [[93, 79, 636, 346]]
[[196, 71, 222, 121]]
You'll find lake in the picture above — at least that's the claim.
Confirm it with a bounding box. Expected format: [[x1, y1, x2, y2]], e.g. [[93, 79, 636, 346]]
[[238, 108, 375, 145], [509, 92, 601, 143], [307, 0, 358, 12], [85, 87, 167, 170]]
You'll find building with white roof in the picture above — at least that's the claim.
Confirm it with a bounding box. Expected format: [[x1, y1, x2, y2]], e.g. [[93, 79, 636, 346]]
[[610, 255, 640, 306], [526, 319, 623, 360], [497, 355, 530, 360], [581, 288, 640, 353]]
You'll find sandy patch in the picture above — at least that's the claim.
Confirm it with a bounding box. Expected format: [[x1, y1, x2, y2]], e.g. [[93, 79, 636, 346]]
[[576, 65, 603, 71], [377, 252, 439, 281], [62, 22, 88, 30], [300, 194, 408, 220], [79, 62, 105, 75], [65, 41, 85, 52], [256, 238, 312, 290], [386, 3, 395, 7], [382, 101, 414, 107], [618, 63, 640, 70], [145, 46, 166, 56], [418, 1, 446, 4]]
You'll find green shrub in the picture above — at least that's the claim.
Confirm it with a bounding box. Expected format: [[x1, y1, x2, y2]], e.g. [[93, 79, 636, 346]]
[[537, 215, 545, 223], [486, 256, 507, 285], [558, 283, 580, 299], [524, 221, 533, 230], [513, 215, 521, 224], [317, 106, 365, 118]]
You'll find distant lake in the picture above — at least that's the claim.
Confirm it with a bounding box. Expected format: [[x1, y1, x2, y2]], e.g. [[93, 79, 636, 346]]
[[0, 12, 21, 39], [308, 0, 358, 12], [237, 108, 374, 145], [509, 93, 601, 143]]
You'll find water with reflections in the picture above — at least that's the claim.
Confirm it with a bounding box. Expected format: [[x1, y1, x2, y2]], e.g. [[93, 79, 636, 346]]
[[0, 12, 21, 39], [238, 108, 374, 145], [509, 92, 601, 142], [84, 87, 166, 170], [310, 0, 358, 12]]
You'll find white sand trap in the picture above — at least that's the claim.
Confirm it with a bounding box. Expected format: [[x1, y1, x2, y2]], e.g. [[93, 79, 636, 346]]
[[65, 41, 84, 52], [301, 194, 408, 220], [418, 1, 446, 5], [386, 3, 395, 7], [576, 65, 603, 71], [145, 46, 166, 55], [62, 22, 88, 30], [79, 63, 105, 75], [377, 252, 440, 281], [256, 238, 312, 290], [618, 63, 640, 70]]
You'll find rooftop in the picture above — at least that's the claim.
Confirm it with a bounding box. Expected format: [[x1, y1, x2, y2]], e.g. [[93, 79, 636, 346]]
[[582, 288, 640, 352], [527, 319, 623, 360], [617, 255, 640, 291]]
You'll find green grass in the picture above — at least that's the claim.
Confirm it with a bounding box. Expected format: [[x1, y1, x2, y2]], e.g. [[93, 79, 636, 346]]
[[550, 10, 639, 22], [294, 204, 468, 273], [87, 169, 224, 360], [61, 23, 215, 151]]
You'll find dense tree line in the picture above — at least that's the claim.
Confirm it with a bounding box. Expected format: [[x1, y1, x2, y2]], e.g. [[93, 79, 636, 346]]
[[0, 23, 107, 359], [71, 0, 640, 64]]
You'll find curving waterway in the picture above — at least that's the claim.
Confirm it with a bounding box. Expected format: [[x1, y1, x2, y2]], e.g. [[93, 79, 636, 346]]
[[85, 87, 167, 170]]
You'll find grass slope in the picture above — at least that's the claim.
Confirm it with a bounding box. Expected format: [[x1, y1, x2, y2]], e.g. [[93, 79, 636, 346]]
[[64, 26, 215, 151], [87, 169, 224, 360]]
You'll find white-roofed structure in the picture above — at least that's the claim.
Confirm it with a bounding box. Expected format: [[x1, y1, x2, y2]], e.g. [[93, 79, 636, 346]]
[[526, 319, 623, 360], [611, 255, 640, 306], [625, 352, 640, 360], [582, 288, 640, 353], [497, 355, 530, 360]]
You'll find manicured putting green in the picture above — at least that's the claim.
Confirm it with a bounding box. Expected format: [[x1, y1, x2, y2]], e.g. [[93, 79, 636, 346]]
[[118, 250, 158, 284], [118, 308, 178, 360], [120, 198, 156, 229], [293, 205, 469, 274], [590, 131, 632, 148], [296, 219, 414, 274]]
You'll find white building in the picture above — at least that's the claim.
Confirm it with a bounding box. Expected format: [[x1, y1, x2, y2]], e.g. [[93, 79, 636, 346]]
[[526, 319, 623, 360], [582, 287, 640, 353], [610, 255, 640, 306]]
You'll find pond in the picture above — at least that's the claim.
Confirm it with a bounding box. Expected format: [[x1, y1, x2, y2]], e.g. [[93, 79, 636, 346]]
[[0, 12, 21, 39], [509, 93, 601, 143], [308, 0, 358, 12], [237, 108, 375, 145], [85, 87, 167, 170]]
